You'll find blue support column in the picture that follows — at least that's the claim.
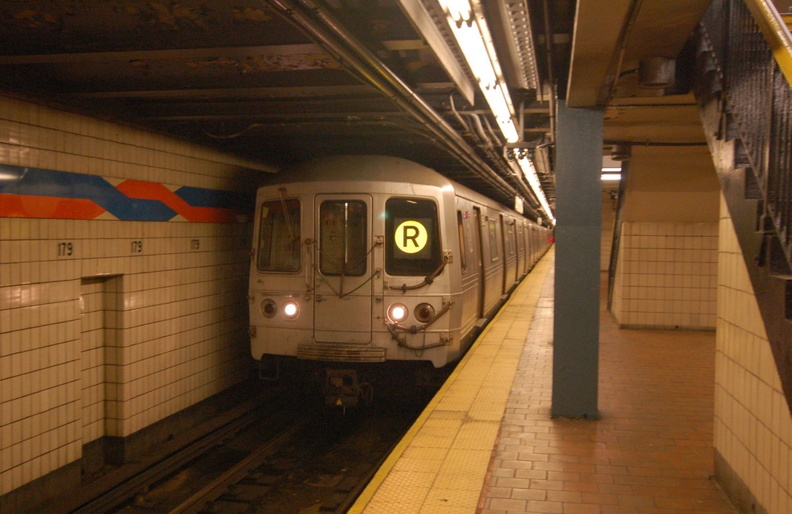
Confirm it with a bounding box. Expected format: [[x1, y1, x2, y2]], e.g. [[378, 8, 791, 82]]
[[551, 100, 602, 418]]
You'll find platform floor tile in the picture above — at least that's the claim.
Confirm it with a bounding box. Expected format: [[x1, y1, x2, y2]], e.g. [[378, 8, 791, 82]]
[[352, 243, 742, 513], [478, 256, 738, 514]]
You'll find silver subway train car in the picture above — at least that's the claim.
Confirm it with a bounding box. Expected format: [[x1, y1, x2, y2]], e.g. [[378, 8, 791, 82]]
[[248, 155, 551, 407]]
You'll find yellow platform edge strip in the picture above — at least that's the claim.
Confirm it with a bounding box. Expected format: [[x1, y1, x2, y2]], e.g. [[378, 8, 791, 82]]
[[348, 246, 554, 513]]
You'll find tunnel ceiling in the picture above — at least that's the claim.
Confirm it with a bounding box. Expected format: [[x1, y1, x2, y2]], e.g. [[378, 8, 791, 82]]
[[0, 0, 578, 219], [0, 0, 717, 218]]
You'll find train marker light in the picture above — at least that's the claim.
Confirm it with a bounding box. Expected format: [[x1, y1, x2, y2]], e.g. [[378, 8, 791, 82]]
[[283, 300, 300, 319], [414, 303, 436, 323], [387, 303, 408, 323], [261, 299, 277, 318]]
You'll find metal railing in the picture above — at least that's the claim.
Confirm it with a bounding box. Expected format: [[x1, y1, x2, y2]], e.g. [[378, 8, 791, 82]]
[[696, 0, 792, 414], [700, 0, 792, 265]]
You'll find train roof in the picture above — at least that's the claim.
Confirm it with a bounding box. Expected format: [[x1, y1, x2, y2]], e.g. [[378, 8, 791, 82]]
[[259, 154, 536, 221], [261, 155, 453, 190]]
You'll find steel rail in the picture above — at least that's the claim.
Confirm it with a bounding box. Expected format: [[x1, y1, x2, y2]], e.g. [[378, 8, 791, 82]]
[[69, 403, 267, 514], [169, 418, 309, 514]]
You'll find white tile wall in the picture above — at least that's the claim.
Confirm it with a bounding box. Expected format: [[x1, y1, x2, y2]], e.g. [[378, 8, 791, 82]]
[[715, 195, 792, 513], [80, 276, 112, 444], [0, 95, 263, 495], [611, 221, 718, 329]]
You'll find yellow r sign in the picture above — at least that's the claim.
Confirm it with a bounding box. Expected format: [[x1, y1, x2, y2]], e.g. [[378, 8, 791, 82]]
[[395, 220, 428, 254]]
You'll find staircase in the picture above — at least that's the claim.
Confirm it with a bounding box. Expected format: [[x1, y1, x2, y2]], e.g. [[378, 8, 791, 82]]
[[694, 0, 792, 412]]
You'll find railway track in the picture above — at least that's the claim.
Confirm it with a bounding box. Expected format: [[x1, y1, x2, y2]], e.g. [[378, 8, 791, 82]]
[[63, 386, 430, 514], [166, 416, 309, 514], [165, 399, 423, 513]]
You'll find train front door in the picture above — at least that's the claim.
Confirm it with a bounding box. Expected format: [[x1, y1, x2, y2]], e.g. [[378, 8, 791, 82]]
[[313, 195, 373, 343]]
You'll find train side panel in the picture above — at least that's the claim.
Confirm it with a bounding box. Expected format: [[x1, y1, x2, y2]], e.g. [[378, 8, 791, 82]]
[[479, 204, 506, 319], [501, 213, 519, 293], [454, 195, 484, 347]]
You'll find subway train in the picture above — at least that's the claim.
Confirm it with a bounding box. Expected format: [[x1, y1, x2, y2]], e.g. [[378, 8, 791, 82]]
[[248, 155, 552, 407]]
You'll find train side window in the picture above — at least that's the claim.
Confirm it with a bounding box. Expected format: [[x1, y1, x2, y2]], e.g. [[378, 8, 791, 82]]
[[257, 198, 301, 272], [319, 200, 367, 276], [456, 210, 467, 272], [386, 198, 441, 276], [488, 219, 499, 261], [508, 222, 515, 255]]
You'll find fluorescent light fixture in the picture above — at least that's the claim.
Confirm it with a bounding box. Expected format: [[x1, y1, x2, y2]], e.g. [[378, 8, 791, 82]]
[[439, 0, 519, 143], [514, 156, 555, 225], [602, 156, 622, 181], [438, 0, 553, 225]]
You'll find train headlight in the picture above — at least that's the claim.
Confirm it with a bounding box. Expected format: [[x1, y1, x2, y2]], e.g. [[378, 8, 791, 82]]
[[387, 303, 408, 323], [283, 300, 300, 319], [414, 303, 435, 323], [261, 299, 277, 318]]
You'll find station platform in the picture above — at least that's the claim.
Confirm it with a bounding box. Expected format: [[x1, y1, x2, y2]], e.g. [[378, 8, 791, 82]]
[[350, 247, 737, 513]]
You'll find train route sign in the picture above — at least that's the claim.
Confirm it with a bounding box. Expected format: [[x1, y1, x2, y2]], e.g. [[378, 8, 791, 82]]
[[394, 220, 428, 254]]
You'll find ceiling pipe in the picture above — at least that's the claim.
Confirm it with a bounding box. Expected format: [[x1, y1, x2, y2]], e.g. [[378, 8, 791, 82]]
[[541, 0, 557, 140], [265, 0, 538, 215], [603, 0, 647, 104]]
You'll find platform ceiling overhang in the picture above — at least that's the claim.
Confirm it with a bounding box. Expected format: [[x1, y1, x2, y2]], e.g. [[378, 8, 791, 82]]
[[0, 0, 714, 219], [567, 0, 714, 156]]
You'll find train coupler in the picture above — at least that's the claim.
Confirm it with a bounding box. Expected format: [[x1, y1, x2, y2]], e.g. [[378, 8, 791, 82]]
[[323, 369, 373, 411], [257, 355, 280, 381]]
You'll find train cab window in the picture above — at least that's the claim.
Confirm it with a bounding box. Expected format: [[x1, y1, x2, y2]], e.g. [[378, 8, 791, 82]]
[[319, 200, 367, 276], [386, 198, 441, 276], [257, 199, 301, 272]]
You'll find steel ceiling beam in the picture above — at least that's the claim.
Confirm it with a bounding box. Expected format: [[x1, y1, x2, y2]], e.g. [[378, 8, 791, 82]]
[[265, 0, 538, 215]]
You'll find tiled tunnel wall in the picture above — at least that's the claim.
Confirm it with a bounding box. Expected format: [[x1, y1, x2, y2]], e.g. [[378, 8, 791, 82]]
[[715, 196, 792, 513], [0, 94, 270, 496], [611, 221, 718, 329]]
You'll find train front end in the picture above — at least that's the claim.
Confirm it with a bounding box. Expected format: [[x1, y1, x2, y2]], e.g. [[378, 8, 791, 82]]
[[248, 158, 462, 408]]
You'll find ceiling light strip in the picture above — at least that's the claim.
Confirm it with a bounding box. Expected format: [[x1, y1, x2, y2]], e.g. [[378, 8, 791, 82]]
[[439, 0, 520, 143], [438, 0, 554, 223], [515, 156, 555, 224]]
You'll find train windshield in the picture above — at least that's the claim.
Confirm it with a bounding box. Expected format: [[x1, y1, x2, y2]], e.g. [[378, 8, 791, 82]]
[[385, 198, 441, 276], [319, 200, 367, 276], [257, 198, 301, 272]]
